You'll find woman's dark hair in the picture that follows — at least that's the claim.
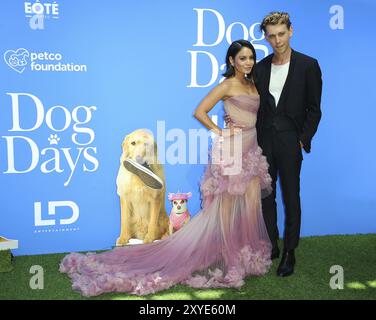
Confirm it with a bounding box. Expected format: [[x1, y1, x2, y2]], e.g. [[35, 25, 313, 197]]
[[222, 39, 256, 82]]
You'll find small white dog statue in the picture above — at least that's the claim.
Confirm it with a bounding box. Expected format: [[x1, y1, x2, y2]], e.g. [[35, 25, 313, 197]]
[[167, 192, 192, 235]]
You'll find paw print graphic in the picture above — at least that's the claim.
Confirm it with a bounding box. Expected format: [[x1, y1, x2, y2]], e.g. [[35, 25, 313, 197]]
[[48, 134, 60, 145]]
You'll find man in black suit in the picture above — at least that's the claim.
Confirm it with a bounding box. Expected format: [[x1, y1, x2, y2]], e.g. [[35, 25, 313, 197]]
[[254, 12, 322, 277]]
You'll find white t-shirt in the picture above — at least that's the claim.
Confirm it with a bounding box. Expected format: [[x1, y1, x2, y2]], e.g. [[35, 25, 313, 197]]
[[269, 62, 290, 107]]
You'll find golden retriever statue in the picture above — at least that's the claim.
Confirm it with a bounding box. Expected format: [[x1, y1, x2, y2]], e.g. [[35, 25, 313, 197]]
[[116, 129, 169, 245]]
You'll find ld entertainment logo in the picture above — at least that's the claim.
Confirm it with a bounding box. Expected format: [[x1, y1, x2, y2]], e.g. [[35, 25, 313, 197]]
[[34, 201, 79, 232]]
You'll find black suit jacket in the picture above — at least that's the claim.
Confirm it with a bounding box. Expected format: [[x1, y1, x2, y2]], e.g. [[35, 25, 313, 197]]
[[254, 49, 322, 153]]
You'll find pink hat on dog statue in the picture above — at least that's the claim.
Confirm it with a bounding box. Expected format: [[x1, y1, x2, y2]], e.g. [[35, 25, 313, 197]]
[[168, 192, 192, 201]]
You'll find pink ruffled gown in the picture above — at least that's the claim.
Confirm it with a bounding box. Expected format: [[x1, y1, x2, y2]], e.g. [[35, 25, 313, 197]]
[[60, 94, 273, 296]]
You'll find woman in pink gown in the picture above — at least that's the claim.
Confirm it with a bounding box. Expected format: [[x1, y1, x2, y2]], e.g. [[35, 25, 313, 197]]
[[60, 40, 273, 296]]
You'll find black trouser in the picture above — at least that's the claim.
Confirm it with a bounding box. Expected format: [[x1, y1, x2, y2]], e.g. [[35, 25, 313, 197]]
[[259, 128, 303, 251]]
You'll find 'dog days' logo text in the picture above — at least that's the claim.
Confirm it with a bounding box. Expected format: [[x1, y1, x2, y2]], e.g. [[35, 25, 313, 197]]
[[4, 48, 88, 74], [1, 93, 99, 187], [188, 8, 269, 88]]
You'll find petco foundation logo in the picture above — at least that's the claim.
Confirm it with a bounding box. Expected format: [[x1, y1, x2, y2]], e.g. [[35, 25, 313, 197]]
[[188, 8, 269, 88], [24, 0, 60, 30], [4, 48, 88, 73], [34, 201, 80, 233], [1, 92, 99, 187]]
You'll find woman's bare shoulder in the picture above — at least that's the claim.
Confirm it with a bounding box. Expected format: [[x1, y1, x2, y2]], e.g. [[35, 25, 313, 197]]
[[216, 78, 236, 94]]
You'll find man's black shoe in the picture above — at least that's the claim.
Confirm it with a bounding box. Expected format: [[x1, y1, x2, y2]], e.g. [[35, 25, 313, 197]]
[[276, 249, 295, 277]]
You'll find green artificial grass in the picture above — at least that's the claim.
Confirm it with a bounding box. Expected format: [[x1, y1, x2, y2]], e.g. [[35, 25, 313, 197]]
[[0, 250, 13, 273], [0, 234, 375, 300]]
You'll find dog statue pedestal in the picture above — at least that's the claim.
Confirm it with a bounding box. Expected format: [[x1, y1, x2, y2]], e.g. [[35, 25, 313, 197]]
[[127, 238, 161, 245]]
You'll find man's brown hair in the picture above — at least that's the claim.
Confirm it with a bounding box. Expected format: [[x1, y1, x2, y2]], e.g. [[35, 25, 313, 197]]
[[260, 12, 292, 33]]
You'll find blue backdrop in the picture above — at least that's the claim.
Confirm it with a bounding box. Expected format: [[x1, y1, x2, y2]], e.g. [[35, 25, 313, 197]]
[[1, 0, 375, 255]]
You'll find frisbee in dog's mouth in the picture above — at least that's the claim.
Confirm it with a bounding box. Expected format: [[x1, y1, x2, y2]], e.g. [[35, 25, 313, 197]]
[[123, 158, 163, 189]]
